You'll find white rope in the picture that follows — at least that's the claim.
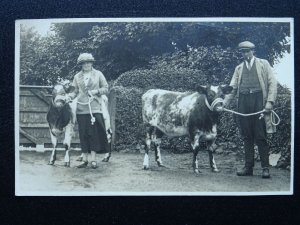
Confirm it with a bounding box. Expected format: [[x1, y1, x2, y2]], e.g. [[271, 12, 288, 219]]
[[222, 107, 280, 126], [77, 97, 96, 125], [205, 97, 280, 126]]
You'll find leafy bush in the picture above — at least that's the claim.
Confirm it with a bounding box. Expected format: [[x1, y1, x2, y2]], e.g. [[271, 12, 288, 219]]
[[268, 92, 291, 153], [114, 67, 207, 91], [112, 86, 144, 147]]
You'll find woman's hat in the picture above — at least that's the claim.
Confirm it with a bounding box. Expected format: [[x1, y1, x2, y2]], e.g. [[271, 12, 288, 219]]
[[77, 53, 95, 64]]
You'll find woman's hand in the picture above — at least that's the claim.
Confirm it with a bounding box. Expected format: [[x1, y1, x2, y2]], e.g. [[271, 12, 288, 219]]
[[88, 89, 99, 97], [264, 101, 273, 113]]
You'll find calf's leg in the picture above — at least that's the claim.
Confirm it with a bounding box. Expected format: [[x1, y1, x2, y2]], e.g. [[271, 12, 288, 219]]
[[63, 123, 73, 167], [154, 139, 164, 167], [64, 144, 70, 167], [143, 132, 151, 170], [207, 140, 219, 172], [143, 126, 153, 170], [48, 131, 57, 165], [153, 128, 165, 167], [191, 132, 201, 173]]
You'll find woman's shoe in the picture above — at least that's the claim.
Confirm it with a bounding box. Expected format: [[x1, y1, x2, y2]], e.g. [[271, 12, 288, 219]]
[[76, 161, 88, 168], [91, 161, 98, 169]]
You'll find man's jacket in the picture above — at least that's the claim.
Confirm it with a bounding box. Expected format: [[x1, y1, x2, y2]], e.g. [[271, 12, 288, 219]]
[[224, 57, 278, 133]]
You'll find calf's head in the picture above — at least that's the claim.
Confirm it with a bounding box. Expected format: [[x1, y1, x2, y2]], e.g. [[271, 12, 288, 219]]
[[52, 81, 74, 108], [197, 85, 233, 111]]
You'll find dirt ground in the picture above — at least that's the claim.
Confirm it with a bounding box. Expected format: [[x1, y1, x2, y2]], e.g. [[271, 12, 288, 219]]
[[17, 150, 291, 195]]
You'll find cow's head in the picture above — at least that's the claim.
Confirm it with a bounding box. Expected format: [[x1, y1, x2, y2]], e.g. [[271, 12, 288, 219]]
[[197, 85, 233, 111], [52, 80, 75, 108]]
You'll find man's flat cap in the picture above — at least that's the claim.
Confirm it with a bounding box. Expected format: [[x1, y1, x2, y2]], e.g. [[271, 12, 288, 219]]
[[238, 41, 255, 50]]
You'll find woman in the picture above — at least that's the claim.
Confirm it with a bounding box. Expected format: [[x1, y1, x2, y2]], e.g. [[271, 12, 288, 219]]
[[67, 53, 111, 169]]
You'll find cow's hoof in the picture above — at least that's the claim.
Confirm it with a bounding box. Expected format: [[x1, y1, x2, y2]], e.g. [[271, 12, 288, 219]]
[[102, 157, 110, 162], [194, 169, 201, 174], [157, 163, 167, 168], [64, 162, 70, 167], [143, 166, 149, 170], [212, 168, 220, 173], [76, 156, 83, 162], [48, 161, 55, 166]]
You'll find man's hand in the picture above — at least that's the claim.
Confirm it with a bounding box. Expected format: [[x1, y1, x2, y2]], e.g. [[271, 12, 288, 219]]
[[264, 101, 273, 113]]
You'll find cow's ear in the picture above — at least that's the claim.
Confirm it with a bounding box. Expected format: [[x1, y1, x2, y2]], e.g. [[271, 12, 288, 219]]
[[221, 85, 233, 95], [197, 85, 207, 95], [52, 84, 59, 95], [52, 88, 57, 95], [206, 84, 211, 92], [64, 85, 75, 93]]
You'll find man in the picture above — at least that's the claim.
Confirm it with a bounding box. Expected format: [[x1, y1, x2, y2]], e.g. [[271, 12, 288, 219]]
[[224, 41, 277, 178]]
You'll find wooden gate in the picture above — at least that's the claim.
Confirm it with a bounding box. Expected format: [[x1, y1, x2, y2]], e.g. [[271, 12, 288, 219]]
[[19, 85, 116, 151]]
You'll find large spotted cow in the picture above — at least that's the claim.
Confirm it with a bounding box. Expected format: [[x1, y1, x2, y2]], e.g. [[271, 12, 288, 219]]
[[47, 82, 76, 167], [142, 85, 233, 173]]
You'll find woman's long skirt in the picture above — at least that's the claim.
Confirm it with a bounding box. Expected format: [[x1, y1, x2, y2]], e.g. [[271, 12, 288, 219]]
[[76, 113, 110, 154]]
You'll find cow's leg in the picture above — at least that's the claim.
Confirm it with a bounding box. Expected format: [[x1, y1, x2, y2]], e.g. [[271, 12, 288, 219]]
[[153, 129, 165, 167], [48, 131, 57, 165], [154, 139, 164, 167], [76, 153, 84, 162], [63, 123, 73, 167], [191, 132, 201, 173], [143, 126, 153, 170], [207, 140, 219, 173]]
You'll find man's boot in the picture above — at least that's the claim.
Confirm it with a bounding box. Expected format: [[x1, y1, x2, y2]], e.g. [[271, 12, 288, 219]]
[[237, 167, 253, 176], [262, 167, 270, 179]]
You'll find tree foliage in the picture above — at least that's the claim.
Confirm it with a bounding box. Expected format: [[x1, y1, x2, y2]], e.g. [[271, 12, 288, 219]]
[[20, 25, 43, 84], [20, 22, 290, 85]]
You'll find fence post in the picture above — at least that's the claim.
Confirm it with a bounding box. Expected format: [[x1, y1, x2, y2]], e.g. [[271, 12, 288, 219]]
[[108, 88, 116, 151]]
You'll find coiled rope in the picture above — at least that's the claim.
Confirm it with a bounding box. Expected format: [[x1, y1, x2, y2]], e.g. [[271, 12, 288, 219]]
[[77, 97, 96, 125]]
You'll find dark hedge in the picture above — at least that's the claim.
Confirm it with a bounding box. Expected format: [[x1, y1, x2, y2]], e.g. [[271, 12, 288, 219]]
[[114, 67, 207, 92]]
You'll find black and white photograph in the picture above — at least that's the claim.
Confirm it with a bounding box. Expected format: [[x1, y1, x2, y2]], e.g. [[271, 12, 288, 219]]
[[15, 18, 294, 196]]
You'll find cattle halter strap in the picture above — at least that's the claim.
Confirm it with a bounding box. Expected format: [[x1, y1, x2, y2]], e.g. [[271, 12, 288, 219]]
[[205, 97, 224, 111]]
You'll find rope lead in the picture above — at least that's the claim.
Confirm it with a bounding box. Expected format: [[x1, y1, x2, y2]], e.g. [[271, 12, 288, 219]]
[[222, 108, 280, 126], [205, 97, 280, 126]]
